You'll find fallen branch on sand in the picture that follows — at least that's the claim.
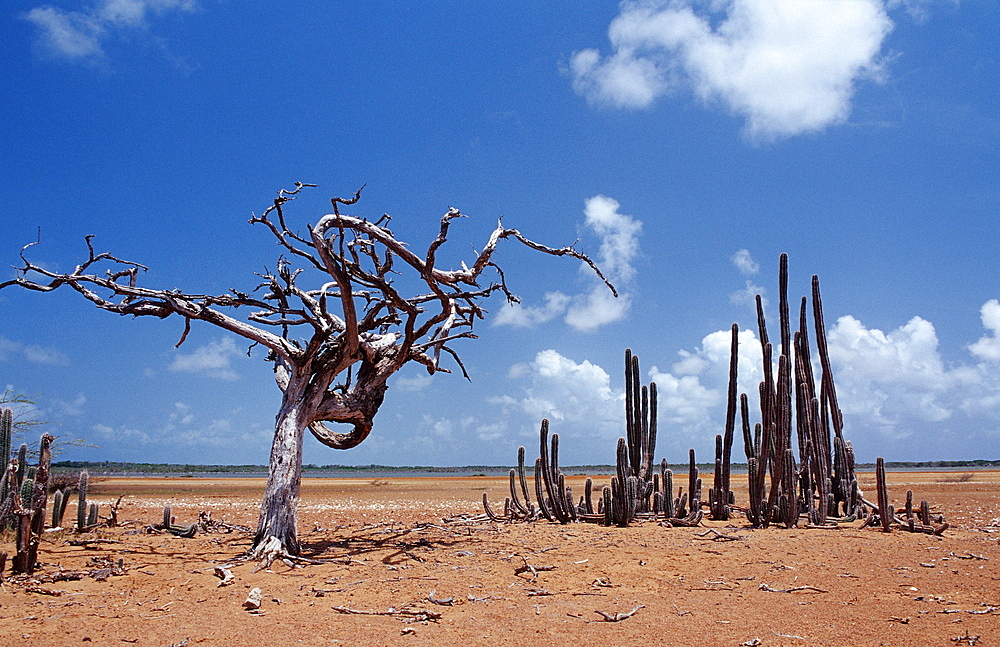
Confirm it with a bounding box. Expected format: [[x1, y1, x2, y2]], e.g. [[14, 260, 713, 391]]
[[593, 605, 644, 622], [759, 583, 828, 594], [332, 605, 443, 622], [694, 528, 744, 541], [514, 558, 556, 581]]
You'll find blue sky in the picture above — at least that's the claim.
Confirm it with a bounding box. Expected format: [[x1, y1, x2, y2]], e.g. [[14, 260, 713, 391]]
[[1, 0, 998, 466]]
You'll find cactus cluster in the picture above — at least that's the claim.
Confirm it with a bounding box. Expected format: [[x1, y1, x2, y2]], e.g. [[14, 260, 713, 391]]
[[482, 254, 947, 538], [0, 433, 54, 575], [484, 350, 702, 527], [158, 504, 198, 537], [864, 457, 947, 535], [739, 255, 865, 528], [483, 419, 577, 524]]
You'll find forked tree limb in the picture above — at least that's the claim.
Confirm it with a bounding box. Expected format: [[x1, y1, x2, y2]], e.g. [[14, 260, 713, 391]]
[[2, 183, 615, 558]]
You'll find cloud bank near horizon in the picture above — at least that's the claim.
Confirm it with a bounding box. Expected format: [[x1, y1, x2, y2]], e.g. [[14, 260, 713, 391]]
[[491, 299, 1000, 461]]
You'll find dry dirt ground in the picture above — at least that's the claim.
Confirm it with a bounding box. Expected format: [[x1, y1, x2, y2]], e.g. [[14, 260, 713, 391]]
[[1, 471, 998, 647]]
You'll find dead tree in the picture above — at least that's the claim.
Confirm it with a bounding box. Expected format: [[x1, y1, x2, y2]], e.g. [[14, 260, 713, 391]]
[[0, 183, 614, 563]]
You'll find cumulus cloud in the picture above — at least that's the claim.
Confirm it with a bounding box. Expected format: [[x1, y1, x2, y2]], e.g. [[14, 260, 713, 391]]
[[649, 327, 763, 439], [0, 336, 70, 366], [730, 279, 767, 307], [731, 249, 760, 275], [494, 195, 641, 333], [728, 249, 767, 306], [968, 299, 1000, 362], [493, 292, 572, 328], [488, 299, 1000, 461], [168, 337, 243, 381], [499, 349, 621, 438], [23, 0, 197, 62], [569, 0, 894, 139], [644, 305, 1000, 454], [825, 315, 963, 432]]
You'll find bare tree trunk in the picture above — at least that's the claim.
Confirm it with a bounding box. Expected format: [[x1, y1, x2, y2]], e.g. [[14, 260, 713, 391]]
[[252, 394, 307, 561]]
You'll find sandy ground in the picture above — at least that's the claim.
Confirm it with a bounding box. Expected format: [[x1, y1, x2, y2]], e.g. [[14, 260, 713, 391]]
[[1, 470, 998, 646]]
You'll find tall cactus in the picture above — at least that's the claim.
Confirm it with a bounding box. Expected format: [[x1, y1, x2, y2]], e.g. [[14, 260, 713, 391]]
[[15, 444, 28, 491], [0, 407, 12, 469], [26, 434, 52, 567], [875, 457, 892, 532], [623, 349, 658, 495], [77, 470, 90, 532], [51, 489, 67, 528], [711, 324, 739, 520]]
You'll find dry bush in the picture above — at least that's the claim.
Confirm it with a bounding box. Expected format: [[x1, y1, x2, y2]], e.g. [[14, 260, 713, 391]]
[[938, 473, 975, 483]]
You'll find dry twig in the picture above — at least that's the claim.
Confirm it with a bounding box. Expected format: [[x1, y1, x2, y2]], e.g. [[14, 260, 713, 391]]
[[593, 605, 644, 622]]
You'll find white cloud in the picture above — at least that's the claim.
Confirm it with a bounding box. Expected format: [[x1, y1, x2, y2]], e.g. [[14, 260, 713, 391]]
[[729, 279, 766, 306], [488, 299, 1000, 462], [825, 315, 961, 431], [728, 250, 767, 306], [569, 0, 894, 139], [562, 194, 642, 331], [23, 0, 197, 62], [565, 286, 633, 333], [168, 337, 242, 381], [583, 194, 643, 284], [494, 292, 571, 328], [0, 336, 70, 366], [500, 349, 620, 437], [649, 327, 763, 439], [93, 422, 152, 445], [22, 344, 71, 366], [475, 422, 506, 442], [93, 400, 270, 452], [968, 299, 1000, 362], [731, 249, 759, 275], [569, 46, 667, 109], [23, 7, 103, 59], [392, 372, 434, 392], [48, 393, 87, 418], [494, 195, 642, 333]]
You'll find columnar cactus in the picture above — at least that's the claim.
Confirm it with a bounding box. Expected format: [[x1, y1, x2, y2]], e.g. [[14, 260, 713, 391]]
[[11, 434, 53, 574], [0, 407, 12, 468], [710, 325, 739, 520], [51, 489, 65, 527], [875, 457, 891, 532], [16, 444, 28, 490], [77, 470, 90, 532], [741, 256, 866, 528]]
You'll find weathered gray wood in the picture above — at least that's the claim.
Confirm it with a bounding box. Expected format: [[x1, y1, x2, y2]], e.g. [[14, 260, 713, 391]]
[[1, 184, 611, 563]]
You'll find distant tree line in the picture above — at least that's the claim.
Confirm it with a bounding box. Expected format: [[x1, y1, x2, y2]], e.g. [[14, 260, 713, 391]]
[[51, 459, 1000, 476]]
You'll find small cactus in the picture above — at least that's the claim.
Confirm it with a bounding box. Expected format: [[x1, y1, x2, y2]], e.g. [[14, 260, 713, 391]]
[[19, 478, 34, 511], [51, 489, 65, 527]]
